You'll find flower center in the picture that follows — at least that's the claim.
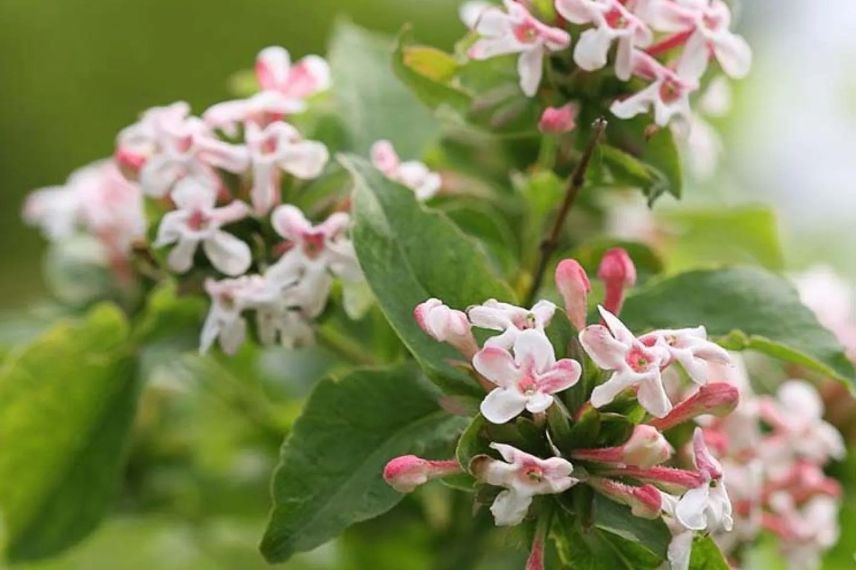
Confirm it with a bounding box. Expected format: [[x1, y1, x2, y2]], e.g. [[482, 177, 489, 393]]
[[187, 209, 210, 231], [513, 312, 537, 330], [626, 346, 653, 372], [513, 21, 539, 44], [518, 373, 538, 395], [523, 464, 544, 482], [605, 8, 628, 29], [302, 231, 326, 258], [659, 77, 684, 104]]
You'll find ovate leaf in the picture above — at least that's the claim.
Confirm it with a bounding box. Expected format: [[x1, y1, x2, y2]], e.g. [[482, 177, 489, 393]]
[[0, 304, 138, 561], [329, 20, 439, 157], [345, 154, 516, 395], [620, 267, 856, 385], [689, 535, 730, 570], [260, 364, 468, 562]]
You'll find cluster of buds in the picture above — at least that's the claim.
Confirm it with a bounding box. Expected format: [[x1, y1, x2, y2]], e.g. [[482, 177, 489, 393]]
[[697, 358, 846, 570], [384, 248, 742, 570], [23, 45, 444, 354], [461, 0, 751, 132]]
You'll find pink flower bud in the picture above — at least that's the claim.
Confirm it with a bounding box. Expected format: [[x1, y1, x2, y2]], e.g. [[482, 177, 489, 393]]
[[588, 478, 663, 519], [538, 104, 578, 134], [383, 455, 461, 493], [573, 425, 672, 469], [414, 298, 479, 358], [648, 383, 740, 431], [555, 259, 591, 330], [602, 465, 705, 492], [526, 518, 548, 570], [597, 248, 636, 316]]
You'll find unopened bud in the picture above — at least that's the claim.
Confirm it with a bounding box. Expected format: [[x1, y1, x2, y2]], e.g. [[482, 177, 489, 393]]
[[692, 427, 723, 480], [414, 298, 479, 358], [602, 465, 705, 493], [383, 455, 461, 493], [597, 248, 636, 316], [648, 383, 739, 431], [573, 425, 672, 469], [555, 259, 591, 330], [526, 516, 548, 570], [114, 148, 146, 180], [588, 478, 663, 519], [538, 104, 578, 135]]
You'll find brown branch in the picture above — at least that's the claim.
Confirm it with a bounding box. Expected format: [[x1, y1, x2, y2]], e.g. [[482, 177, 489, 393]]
[[525, 118, 607, 306]]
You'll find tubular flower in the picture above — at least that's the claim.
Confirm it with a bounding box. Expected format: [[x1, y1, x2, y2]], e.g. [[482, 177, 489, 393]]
[[597, 247, 637, 316], [468, 299, 556, 350], [473, 329, 582, 424], [414, 299, 479, 358], [464, 0, 571, 96]]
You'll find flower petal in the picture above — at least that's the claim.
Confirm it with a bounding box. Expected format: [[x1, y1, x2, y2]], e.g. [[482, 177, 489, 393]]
[[204, 231, 252, 276], [517, 48, 544, 97], [480, 387, 528, 424], [579, 325, 628, 370], [473, 346, 520, 388], [490, 489, 533, 526]]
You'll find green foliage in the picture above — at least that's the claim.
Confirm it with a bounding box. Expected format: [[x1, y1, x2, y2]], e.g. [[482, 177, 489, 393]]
[[689, 536, 730, 570], [590, 495, 670, 560], [260, 364, 468, 562], [621, 266, 856, 385], [345, 154, 515, 395], [328, 20, 440, 157], [0, 304, 138, 562]]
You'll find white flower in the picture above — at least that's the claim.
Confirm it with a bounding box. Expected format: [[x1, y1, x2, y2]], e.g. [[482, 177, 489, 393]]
[[473, 443, 576, 526], [474, 330, 581, 424], [201, 275, 271, 354], [246, 121, 329, 215], [673, 428, 733, 532], [579, 306, 673, 417], [265, 205, 361, 317], [465, 0, 571, 96], [610, 51, 699, 128], [153, 178, 252, 275], [204, 46, 331, 132], [117, 102, 249, 198], [555, 0, 653, 80], [467, 299, 556, 350], [640, 326, 731, 385], [371, 140, 441, 201]]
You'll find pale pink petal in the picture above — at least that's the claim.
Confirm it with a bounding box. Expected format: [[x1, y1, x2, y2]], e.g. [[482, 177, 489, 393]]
[[675, 484, 710, 530], [212, 201, 251, 226], [204, 231, 252, 276], [637, 373, 672, 418], [512, 330, 556, 371], [271, 204, 312, 240], [278, 140, 329, 179], [469, 36, 522, 60], [491, 489, 533, 526], [171, 177, 217, 210], [537, 359, 582, 394], [517, 48, 544, 97], [713, 32, 752, 79], [610, 83, 659, 120], [554, 0, 595, 25], [579, 325, 627, 369], [251, 160, 281, 215], [167, 237, 200, 273], [590, 372, 638, 408], [481, 388, 529, 424], [574, 27, 614, 72], [676, 31, 710, 80], [525, 392, 554, 414], [473, 346, 521, 388], [256, 46, 292, 91]]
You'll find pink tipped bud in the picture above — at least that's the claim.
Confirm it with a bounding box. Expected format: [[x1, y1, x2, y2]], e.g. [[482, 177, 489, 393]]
[[573, 425, 672, 469], [692, 427, 723, 480], [597, 248, 637, 316], [588, 478, 663, 519], [649, 383, 740, 431], [114, 148, 146, 179], [526, 517, 548, 570], [602, 465, 705, 493], [538, 104, 578, 135], [555, 259, 591, 330], [414, 298, 479, 358], [383, 455, 461, 493]]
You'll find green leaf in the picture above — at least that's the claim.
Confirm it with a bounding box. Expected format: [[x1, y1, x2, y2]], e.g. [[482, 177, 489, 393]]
[[553, 512, 663, 570], [393, 27, 471, 113], [0, 304, 138, 562], [591, 494, 671, 560], [605, 119, 683, 203], [689, 535, 730, 570], [260, 364, 468, 562], [328, 19, 439, 157], [620, 267, 856, 385], [345, 154, 516, 395], [662, 206, 785, 272]]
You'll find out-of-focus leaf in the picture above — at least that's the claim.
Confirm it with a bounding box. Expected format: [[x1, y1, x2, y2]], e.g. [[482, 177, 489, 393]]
[[328, 19, 439, 157], [591, 494, 671, 559], [393, 27, 471, 113], [553, 511, 663, 569], [620, 267, 856, 385], [0, 304, 138, 562], [662, 206, 785, 272], [345, 154, 515, 395], [606, 119, 683, 203], [260, 364, 468, 562], [689, 535, 730, 570]]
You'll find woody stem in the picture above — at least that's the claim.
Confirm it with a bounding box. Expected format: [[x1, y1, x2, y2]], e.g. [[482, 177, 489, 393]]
[[526, 118, 607, 306]]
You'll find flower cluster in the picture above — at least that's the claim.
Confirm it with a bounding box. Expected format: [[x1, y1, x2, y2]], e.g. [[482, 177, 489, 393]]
[[696, 358, 845, 570], [384, 248, 742, 569], [462, 0, 751, 130]]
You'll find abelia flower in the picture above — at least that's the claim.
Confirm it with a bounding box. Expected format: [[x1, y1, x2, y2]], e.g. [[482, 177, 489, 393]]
[[471, 443, 576, 526], [538, 104, 579, 134], [468, 299, 556, 350], [611, 51, 699, 128], [204, 46, 330, 132], [580, 306, 673, 417], [246, 121, 329, 215], [414, 299, 479, 358], [597, 247, 636, 315], [200, 275, 272, 354], [673, 428, 733, 532], [266, 205, 361, 317], [370, 140, 442, 201], [473, 329, 582, 424], [24, 160, 146, 257], [555, 0, 653, 80], [153, 178, 252, 276], [642, 0, 752, 80], [383, 455, 461, 493], [640, 327, 731, 384], [555, 259, 591, 330], [117, 102, 250, 198], [758, 380, 846, 468], [465, 0, 571, 96], [573, 424, 674, 468]]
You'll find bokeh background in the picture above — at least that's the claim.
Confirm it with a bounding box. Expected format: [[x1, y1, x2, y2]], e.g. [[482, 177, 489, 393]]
[[1, 0, 856, 567]]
